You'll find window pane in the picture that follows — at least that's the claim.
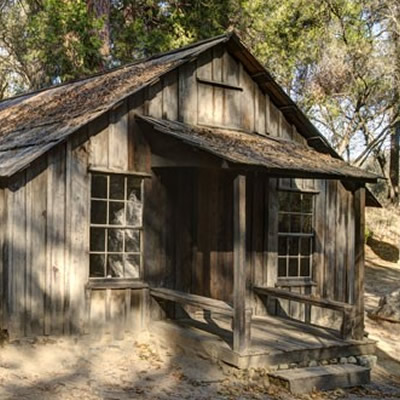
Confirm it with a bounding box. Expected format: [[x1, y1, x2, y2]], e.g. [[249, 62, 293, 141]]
[[108, 229, 123, 252], [91, 200, 107, 224], [109, 201, 125, 225], [127, 177, 142, 201], [290, 193, 301, 212], [110, 175, 125, 200], [91, 174, 107, 198], [288, 237, 299, 256], [90, 254, 105, 277], [278, 237, 287, 256], [300, 237, 311, 255], [278, 258, 287, 277], [125, 229, 140, 253], [278, 192, 290, 211], [107, 254, 124, 277], [278, 214, 290, 233], [90, 228, 105, 251], [300, 257, 310, 277], [302, 215, 313, 233], [302, 194, 313, 213], [288, 258, 298, 277], [291, 215, 301, 232], [125, 254, 140, 278], [126, 191, 143, 227]]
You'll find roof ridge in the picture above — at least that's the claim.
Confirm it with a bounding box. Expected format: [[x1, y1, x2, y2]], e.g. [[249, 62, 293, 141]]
[[0, 32, 231, 106]]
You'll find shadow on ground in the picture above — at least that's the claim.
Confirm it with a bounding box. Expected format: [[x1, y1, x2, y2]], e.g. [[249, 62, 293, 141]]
[[367, 237, 399, 263]]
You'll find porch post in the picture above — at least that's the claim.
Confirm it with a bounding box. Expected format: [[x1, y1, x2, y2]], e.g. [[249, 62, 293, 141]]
[[353, 186, 365, 340], [233, 174, 251, 353]]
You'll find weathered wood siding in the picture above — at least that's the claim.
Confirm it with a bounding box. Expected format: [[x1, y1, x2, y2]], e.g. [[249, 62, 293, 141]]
[[142, 46, 301, 140], [1, 98, 150, 338], [0, 45, 364, 339]]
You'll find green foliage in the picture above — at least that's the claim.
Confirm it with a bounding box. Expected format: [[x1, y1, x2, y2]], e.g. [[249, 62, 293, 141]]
[[110, 0, 233, 63], [365, 226, 374, 242], [26, 0, 104, 85], [0, 0, 398, 192]]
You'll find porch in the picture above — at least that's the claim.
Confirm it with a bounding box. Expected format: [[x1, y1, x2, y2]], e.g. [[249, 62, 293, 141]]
[[152, 312, 375, 369], [139, 116, 374, 367]]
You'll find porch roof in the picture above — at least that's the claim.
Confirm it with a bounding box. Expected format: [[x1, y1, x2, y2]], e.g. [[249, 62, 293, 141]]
[[138, 116, 379, 183]]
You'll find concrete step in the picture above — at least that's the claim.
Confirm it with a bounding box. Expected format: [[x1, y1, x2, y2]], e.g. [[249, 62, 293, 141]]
[[268, 364, 370, 394]]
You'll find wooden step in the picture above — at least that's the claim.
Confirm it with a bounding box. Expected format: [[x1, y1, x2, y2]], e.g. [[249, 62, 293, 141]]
[[268, 364, 370, 394]]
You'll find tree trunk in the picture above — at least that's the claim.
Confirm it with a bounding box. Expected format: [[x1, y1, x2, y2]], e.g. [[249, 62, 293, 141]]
[[87, 0, 111, 67], [389, 122, 400, 204], [389, 1, 400, 205]]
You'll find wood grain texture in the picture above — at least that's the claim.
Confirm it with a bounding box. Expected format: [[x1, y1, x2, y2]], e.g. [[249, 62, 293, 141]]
[[353, 187, 365, 340], [233, 175, 250, 354]]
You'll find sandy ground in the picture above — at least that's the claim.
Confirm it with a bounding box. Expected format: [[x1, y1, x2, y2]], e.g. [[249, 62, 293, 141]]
[[0, 324, 399, 400]]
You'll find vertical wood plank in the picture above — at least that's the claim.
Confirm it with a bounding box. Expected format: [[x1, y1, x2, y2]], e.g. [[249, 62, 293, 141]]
[[347, 193, 355, 305], [197, 51, 214, 126], [233, 175, 250, 354], [280, 115, 293, 140], [252, 174, 266, 315], [109, 101, 129, 170], [26, 163, 47, 336], [335, 183, 347, 302], [48, 146, 66, 334], [128, 91, 151, 173], [269, 103, 280, 136], [63, 141, 72, 335], [69, 132, 90, 334], [223, 51, 241, 129], [265, 94, 271, 134], [88, 113, 109, 168], [178, 62, 198, 124], [324, 180, 336, 300], [313, 180, 326, 300], [162, 70, 178, 121], [212, 46, 224, 127], [147, 81, 163, 119], [7, 176, 26, 339], [255, 88, 266, 135], [266, 178, 278, 314], [240, 64, 255, 132], [353, 187, 365, 340]]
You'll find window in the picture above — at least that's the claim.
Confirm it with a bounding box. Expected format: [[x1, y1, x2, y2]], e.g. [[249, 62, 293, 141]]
[[89, 173, 143, 279], [277, 191, 314, 279]]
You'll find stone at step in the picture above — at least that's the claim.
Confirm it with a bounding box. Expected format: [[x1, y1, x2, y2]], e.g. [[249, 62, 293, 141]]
[[268, 364, 370, 394]]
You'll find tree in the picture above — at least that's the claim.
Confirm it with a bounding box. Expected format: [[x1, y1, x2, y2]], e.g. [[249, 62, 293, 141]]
[[0, 0, 398, 203]]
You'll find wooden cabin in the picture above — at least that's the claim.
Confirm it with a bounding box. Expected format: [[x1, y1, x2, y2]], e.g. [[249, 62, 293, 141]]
[[0, 33, 379, 372]]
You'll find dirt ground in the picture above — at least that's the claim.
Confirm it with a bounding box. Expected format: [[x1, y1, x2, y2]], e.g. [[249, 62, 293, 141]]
[[0, 209, 400, 400]]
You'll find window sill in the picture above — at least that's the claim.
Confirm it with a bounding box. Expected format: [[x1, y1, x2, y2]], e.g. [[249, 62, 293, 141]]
[[86, 279, 148, 290], [276, 279, 316, 288]]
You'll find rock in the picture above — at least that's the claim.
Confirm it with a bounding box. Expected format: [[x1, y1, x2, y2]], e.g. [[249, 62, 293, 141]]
[[278, 364, 289, 370], [339, 357, 348, 364], [357, 355, 378, 368], [289, 363, 297, 369], [370, 289, 400, 322], [348, 356, 357, 364], [308, 361, 318, 367], [320, 360, 329, 366]]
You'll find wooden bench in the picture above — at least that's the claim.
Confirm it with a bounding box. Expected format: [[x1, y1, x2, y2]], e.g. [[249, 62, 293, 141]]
[[253, 286, 355, 339], [150, 287, 234, 316]]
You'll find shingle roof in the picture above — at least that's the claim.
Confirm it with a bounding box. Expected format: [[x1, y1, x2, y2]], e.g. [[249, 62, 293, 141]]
[[0, 32, 379, 189], [0, 35, 229, 177], [138, 116, 379, 183]]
